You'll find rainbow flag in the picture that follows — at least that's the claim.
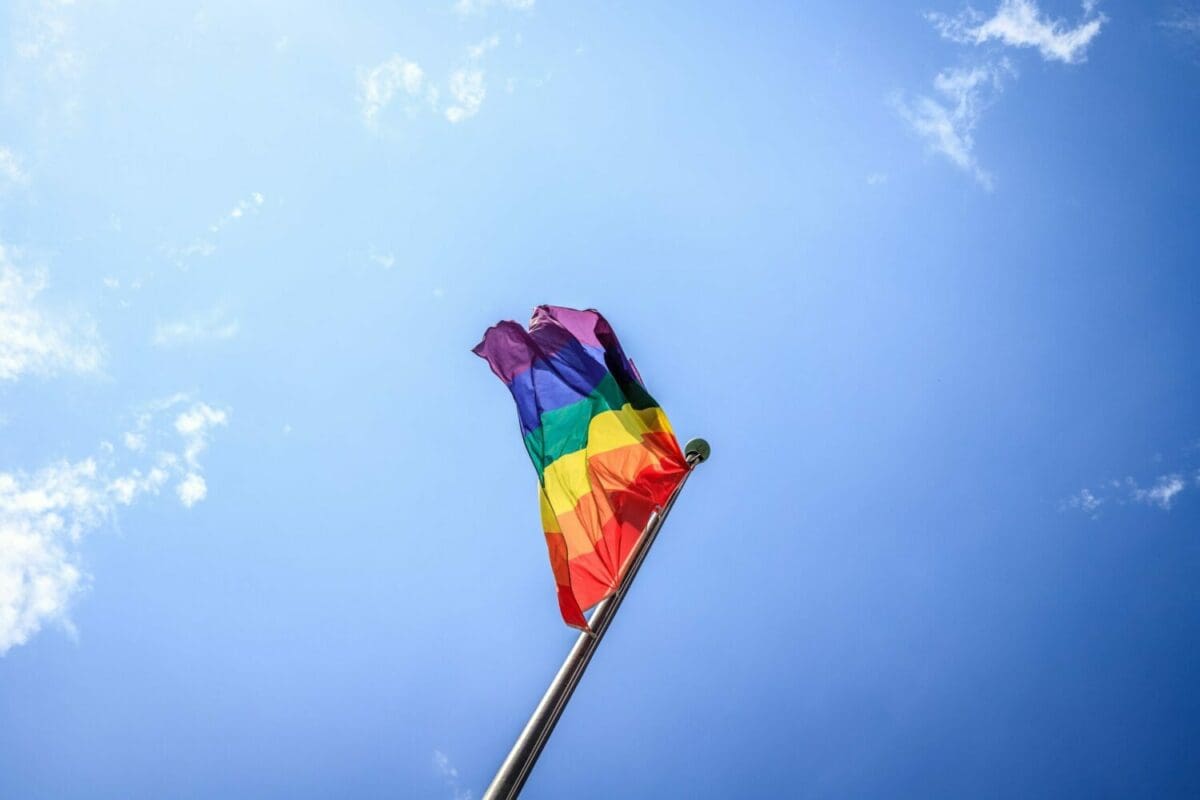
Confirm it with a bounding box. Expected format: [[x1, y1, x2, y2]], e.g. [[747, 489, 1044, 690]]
[[474, 306, 689, 629]]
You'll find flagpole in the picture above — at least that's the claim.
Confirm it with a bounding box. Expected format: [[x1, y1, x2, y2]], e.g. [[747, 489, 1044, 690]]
[[481, 438, 710, 800]]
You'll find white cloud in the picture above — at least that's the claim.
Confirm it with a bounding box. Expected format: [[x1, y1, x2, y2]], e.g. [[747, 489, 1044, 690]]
[[122, 431, 145, 452], [1161, 7, 1200, 47], [368, 248, 395, 269], [893, 63, 1009, 190], [0, 148, 29, 189], [174, 402, 229, 474], [866, 172, 888, 186], [0, 395, 229, 654], [165, 192, 265, 267], [9, 0, 87, 128], [897, 2, 1105, 187], [359, 38, 504, 129], [108, 466, 168, 506], [433, 750, 473, 800], [174, 403, 226, 437], [446, 68, 487, 123], [0, 245, 102, 381], [209, 192, 265, 234], [1134, 474, 1186, 510], [468, 35, 501, 61], [444, 36, 501, 123], [176, 473, 207, 507], [15, 0, 85, 81], [359, 55, 427, 127], [453, 0, 533, 16], [1063, 463, 1197, 518], [152, 305, 239, 347], [1165, 10, 1200, 34], [164, 240, 215, 266], [0, 459, 96, 653], [1062, 487, 1102, 517], [929, 0, 1106, 64]]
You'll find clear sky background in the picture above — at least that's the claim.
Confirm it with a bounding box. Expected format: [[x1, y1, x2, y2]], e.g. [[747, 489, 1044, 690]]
[[2, 1, 1199, 797]]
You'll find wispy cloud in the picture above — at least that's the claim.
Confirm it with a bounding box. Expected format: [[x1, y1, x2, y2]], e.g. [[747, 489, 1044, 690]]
[[1162, 7, 1200, 35], [1160, 6, 1200, 56], [152, 305, 239, 348], [209, 192, 264, 234], [433, 750, 473, 800], [1062, 459, 1200, 519], [359, 56, 429, 128], [176, 472, 208, 507], [453, 0, 534, 17], [1132, 474, 1187, 510], [164, 192, 265, 267], [173, 401, 228, 504], [467, 34, 501, 61], [360, 37, 502, 130], [1063, 487, 1103, 518], [928, 0, 1106, 64], [10, 0, 87, 127], [15, 0, 85, 80], [367, 247, 395, 269], [445, 36, 499, 124], [0, 245, 102, 382], [893, 62, 1010, 190], [0, 148, 29, 189], [896, 1, 1103, 188], [0, 459, 97, 653], [0, 394, 230, 654], [446, 69, 487, 123]]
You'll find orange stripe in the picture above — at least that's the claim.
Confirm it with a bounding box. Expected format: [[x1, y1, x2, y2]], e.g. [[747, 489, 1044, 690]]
[[564, 457, 690, 612], [552, 442, 669, 560], [553, 434, 684, 540], [543, 530, 587, 629], [539, 435, 689, 618]]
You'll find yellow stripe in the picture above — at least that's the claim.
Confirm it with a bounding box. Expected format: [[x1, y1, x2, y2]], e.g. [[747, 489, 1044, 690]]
[[542, 449, 592, 514], [538, 486, 561, 534], [556, 490, 602, 558], [586, 405, 674, 454], [540, 404, 674, 512], [542, 463, 601, 557]]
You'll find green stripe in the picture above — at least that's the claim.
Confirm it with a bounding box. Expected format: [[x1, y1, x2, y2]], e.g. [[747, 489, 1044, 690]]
[[523, 373, 641, 481], [618, 374, 659, 411]]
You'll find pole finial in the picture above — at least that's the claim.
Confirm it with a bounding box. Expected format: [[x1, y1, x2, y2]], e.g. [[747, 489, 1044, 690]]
[[684, 438, 711, 464]]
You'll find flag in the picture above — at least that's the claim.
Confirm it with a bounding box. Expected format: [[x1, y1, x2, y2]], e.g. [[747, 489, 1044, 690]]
[[474, 306, 688, 629]]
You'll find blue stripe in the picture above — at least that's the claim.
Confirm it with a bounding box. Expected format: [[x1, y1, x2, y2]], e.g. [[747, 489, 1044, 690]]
[[508, 340, 609, 434]]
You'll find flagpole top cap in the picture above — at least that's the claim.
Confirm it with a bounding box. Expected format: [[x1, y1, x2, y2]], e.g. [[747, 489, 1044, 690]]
[[684, 438, 711, 465]]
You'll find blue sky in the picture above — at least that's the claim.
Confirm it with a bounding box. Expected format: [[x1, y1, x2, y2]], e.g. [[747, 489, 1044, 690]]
[[2, 0, 1199, 797]]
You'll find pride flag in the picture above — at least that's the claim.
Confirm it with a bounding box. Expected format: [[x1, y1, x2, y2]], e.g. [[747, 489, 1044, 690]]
[[474, 306, 689, 629]]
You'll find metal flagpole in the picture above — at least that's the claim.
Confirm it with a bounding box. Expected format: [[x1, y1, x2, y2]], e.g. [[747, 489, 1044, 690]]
[[482, 438, 711, 800]]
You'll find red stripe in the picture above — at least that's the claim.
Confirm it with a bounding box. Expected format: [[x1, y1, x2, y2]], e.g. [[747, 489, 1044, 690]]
[[558, 456, 688, 617]]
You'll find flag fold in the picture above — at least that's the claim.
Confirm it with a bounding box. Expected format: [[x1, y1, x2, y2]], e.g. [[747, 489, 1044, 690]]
[[474, 306, 688, 629]]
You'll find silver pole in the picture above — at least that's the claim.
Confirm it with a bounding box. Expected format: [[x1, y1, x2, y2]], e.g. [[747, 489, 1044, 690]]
[[482, 438, 711, 800]]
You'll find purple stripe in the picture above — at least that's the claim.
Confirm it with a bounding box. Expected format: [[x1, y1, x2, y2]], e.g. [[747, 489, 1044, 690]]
[[510, 341, 608, 433], [473, 306, 606, 383], [474, 305, 643, 433], [530, 306, 604, 349]]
